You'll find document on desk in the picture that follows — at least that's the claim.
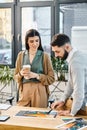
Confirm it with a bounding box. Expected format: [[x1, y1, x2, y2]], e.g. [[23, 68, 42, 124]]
[[15, 109, 58, 119], [56, 118, 87, 130], [0, 103, 11, 110]]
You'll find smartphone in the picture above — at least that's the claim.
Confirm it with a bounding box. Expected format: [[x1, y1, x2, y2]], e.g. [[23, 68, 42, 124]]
[[0, 115, 10, 121]]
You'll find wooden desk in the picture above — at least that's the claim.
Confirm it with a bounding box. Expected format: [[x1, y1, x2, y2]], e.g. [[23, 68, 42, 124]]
[[0, 106, 63, 130], [0, 106, 87, 130]]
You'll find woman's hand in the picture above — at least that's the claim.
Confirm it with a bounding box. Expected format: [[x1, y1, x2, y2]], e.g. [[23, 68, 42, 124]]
[[20, 68, 29, 77], [20, 68, 39, 79], [28, 72, 39, 79]]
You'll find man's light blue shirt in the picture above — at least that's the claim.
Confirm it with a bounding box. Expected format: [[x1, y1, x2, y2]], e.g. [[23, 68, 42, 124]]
[[61, 48, 87, 115]]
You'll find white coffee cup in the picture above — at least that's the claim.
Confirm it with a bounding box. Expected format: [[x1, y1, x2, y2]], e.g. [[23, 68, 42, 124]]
[[23, 64, 31, 79]]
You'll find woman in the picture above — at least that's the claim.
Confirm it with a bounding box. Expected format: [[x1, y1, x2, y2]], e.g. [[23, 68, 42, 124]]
[[14, 29, 55, 108]]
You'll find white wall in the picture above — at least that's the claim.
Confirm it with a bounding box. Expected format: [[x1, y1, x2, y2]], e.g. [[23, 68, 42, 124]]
[[71, 26, 87, 53]]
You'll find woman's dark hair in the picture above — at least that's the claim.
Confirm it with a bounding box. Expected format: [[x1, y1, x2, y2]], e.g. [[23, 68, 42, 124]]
[[25, 29, 43, 51], [51, 33, 70, 47]]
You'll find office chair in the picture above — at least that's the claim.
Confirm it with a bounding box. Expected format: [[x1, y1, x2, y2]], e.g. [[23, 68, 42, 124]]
[[6, 96, 14, 105]]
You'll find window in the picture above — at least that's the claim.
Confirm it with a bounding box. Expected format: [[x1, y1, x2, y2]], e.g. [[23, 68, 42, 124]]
[[0, 8, 12, 65], [21, 7, 51, 54], [59, 3, 87, 53], [20, 0, 53, 2], [0, 0, 13, 3]]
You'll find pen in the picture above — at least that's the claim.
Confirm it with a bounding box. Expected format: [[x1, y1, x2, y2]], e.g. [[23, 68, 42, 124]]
[[47, 109, 53, 114], [54, 113, 57, 118]]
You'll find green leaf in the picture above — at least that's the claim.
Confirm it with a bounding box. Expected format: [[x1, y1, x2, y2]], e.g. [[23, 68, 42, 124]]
[[51, 56, 68, 81], [0, 65, 14, 85]]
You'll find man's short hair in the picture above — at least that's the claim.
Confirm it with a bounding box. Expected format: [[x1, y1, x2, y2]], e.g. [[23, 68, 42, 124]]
[[51, 34, 70, 47]]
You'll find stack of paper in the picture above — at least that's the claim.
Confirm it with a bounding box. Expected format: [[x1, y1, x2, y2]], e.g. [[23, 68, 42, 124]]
[[0, 103, 11, 110], [56, 118, 87, 130]]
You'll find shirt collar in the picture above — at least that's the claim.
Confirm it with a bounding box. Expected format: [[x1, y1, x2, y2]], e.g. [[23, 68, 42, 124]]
[[66, 48, 77, 63]]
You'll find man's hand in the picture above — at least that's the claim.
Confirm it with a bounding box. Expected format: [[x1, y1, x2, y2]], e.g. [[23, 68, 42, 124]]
[[51, 101, 65, 110], [58, 110, 71, 116]]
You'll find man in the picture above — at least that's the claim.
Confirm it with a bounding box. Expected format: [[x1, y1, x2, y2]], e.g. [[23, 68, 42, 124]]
[[51, 33, 87, 116]]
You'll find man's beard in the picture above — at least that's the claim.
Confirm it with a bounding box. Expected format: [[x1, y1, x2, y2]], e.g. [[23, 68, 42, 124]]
[[61, 50, 68, 60]]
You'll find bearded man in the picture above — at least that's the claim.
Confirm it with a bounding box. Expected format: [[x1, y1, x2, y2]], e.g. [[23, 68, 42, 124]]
[[51, 33, 87, 116]]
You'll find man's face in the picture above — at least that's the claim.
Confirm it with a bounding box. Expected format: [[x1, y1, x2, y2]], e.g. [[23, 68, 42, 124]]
[[52, 45, 68, 60]]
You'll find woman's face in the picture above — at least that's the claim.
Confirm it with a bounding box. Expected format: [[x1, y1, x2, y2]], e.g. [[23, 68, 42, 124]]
[[27, 36, 40, 51]]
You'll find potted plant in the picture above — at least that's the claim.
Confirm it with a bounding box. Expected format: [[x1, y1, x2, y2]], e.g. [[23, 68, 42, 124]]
[[0, 65, 14, 85], [51, 56, 68, 81], [0, 65, 14, 104]]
